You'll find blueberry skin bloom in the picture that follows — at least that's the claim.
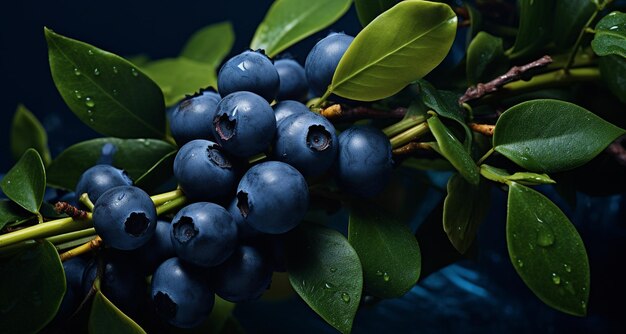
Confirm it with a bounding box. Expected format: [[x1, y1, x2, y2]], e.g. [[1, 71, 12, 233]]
[[236, 161, 308, 234], [93, 186, 157, 250], [170, 90, 221, 145], [274, 59, 308, 101], [170, 202, 237, 267], [212, 91, 276, 158], [134, 220, 176, 273], [74, 164, 132, 204], [151, 258, 215, 329], [336, 125, 393, 197], [173, 139, 238, 201], [218, 50, 280, 102], [273, 112, 338, 177], [212, 245, 272, 302], [273, 100, 310, 125], [305, 32, 354, 96]]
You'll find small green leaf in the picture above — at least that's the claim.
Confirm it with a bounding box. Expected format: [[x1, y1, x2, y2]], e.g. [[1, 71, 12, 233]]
[[45, 28, 165, 138], [286, 223, 362, 334], [480, 164, 556, 186], [552, 0, 596, 50], [134, 150, 177, 193], [507, 182, 590, 316], [89, 291, 146, 334], [1, 149, 46, 213], [354, 0, 399, 27], [0, 200, 36, 230], [493, 99, 626, 173], [348, 204, 421, 298], [427, 114, 480, 185], [250, 0, 352, 57], [592, 11, 626, 58], [329, 0, 457, 101], [443, 174, 491, 254], [142, 58, 217, 107], [47, 138, 176, 190], [465, 3, 483, 38], [599, 55, 626, 103], [0, 240, 65, 333], [10, 104, 51, 166], [466, 32, 508, 85], [507, 0, 555, 60], [180, 22, 235, 68]]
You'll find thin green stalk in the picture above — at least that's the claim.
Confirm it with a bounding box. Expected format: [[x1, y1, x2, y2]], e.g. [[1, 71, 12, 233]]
[[382, 115, 426, 137], [46, 228, 96, 245], [0, 216, 93, 249], [477, 148, 496, 165], [80, 193, 95, 211], [564, 10, 599, 73], [151, 189, 184, 207], [389, 123, 430, 149], [156, 196, 188, 216]]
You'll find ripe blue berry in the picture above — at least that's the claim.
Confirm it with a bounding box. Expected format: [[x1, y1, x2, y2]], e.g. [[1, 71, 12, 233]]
[[170, 90, 221, 145], [218, 50, 279, 102], [55, 257, 87, 321], [211, 245, 272, 302], [151, 258, 214, 328], [274, 59, 308, 101], [134, 220, 176, 273], [212, 91, 276, 158], [93, 186, 157, 250], [235, 161, 308, 234], [273, 100, 310, 125], [173, 139, 238, 201], [305, 32, 354, 96], [336, 125, 393, 197], [170, 202, 237, 267], [227, 198, 262, 240], [74, 165, 132, 204]]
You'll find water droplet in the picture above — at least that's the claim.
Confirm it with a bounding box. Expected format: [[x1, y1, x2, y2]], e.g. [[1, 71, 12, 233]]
[[581, 300, 587, 309], [563, 263, 572, 273], [329, 268, 337, 273], [517, 259, 524, 267], [112, 66, 119, 74], [89, 118, 94, 123], [528, 242, 535, 250], [88, 49, 94, 55], [375, 270, 383, 276], [74, 90, 82, 99], [74, 68, 81, 76], [85, 97, 95, 108], [93, 68, 100, 76], [341, 292, 350, 303], [536, 221, 555, 247], [112, 89, 118, 95], [610, 25, 619, 30], [512, 233, 518, 239], [324, 282, 334, 289], [131, 68, 139, 77], [87, 109, 93, 115], [383, 272, 390, 282], [301, 280, 306, 287], [551, 273, 561, 285]]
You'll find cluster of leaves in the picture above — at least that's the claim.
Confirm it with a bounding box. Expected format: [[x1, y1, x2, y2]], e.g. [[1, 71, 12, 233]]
[[1, 0, 626, 333]]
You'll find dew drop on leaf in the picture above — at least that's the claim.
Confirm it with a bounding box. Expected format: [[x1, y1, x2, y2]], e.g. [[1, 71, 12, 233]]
[[329, 267, 337, 273], [93, 68, 100, 76], [131, 68, 139, 77], [324, 282, 334, 289], [87, 49, 94, 55], [112, 66, 118, 74], [85, 97, 95, 108], [563, 263, 572, 273], [74, 68, 81, 76], [341, 292, 350, 303], [74, 90, 82, 99], [551, 273, 561, 285], [383, 272, 390, 282]]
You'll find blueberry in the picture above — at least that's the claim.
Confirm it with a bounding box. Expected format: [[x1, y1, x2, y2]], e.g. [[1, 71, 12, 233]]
[[273, 100, 310, 125], [273, 112, 338, 177], [151, 257, 214, 328], [173, 139, 238, 201], [133, 220, 176, 273], [227, 198, 262, 240], [305, 32, 354, 96], [217, 50, 280, 102], [170, 90, 221, 145], [235, 161, 308, 234], [93, 186, 157, 250], [211, 245, 272, 302], [274, 59, 308, 101], [336, 125, 393, 197], [74, 165, 132, 204], [55, 257, 87, 321], [170, 202, 237, 267], [212, 91, 276, 158]]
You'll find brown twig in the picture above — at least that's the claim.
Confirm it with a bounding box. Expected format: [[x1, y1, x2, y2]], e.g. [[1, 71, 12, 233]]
[[55, 202, 90, 220], [392, 142, 432, 155], [459, 55, 553, 104], [59, 236, 103, 262], [320, 104, 407, 121], [606, 136, 626, 167], [468, 123, 495, 137]]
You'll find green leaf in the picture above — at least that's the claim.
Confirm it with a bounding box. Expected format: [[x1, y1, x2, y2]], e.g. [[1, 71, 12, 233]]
[[507, 0, 555, 60], [507, 182, 590, 316], [45, 28, 165, 138], [89, 291, 146, 334], [10, 104, 51, 166], [427, 114, 480, 185], [592, 11, 626, 58], [47, 138, 176, 190], [328, 0, 457, 101], [443, 174, 491, 254], [286, 223, 362, 334], [134, 150, 177, 193], [250, 0, 352, 57], [142, 58, 217, 107], [1, 149, 46, 213], [493, 99, 626, 173], [480, 164, 556, 186], [0, 200, 36, 230], [599, 55, 626, 103], [552, 0, 596, 50], [0, 240, 65, 333], [465, 3, 483, 38], [354, 0, 399, 27], [180, 22, 235, 68], [348, 204, 421, 298], [466, 32, 508, 85]]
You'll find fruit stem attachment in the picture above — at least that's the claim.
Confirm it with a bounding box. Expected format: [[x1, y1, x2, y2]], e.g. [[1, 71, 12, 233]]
[[156, 196, 188, 216], [0, 216, 93, 249], [389, 122, 430, 149], [59, 236, 103, 262], [383, 115, 426, 138], [80, 193, 95, 211], [151, 189, 184, 207]]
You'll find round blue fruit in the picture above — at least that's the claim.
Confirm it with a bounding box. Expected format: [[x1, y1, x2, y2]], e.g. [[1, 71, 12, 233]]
[[217, 50, 280, 102], [305, 32, 354, 96], [93, 186, 157, 250], [170, 90, 221, 145], [212, 91, 276, 158], [55, 257, 87, 321], [151, 257, 215, 329], [74, 164, 132, 204], [173, 139, 238, 201], [227, 198, 262, 240], [170, 202, 237, 267], [211, 244, 272, 302], [336, 125, 393, 197], [235, 161, 308, 234], [273, 100, 310, 125], [274, 58, 308, 101], [134, 220, 176, 273]]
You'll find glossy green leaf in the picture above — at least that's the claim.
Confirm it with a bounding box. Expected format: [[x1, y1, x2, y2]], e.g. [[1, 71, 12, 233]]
[[286, 223, 362, 334], [480, 164, 555, 186], [47, 138, 176, 190], [348, 204, 421, 298], [134, 150, 177, 194], [507, 182, 590, 316], [552, 0, 596, 50], [180, 22, 235, 68], [465, 3, 483, 38], [250, 0, 352, 57], [329, 0, 457, 101], [427, 114, 480, 185], [592, 11, 626, 58], [0, 200, 36, 230], [89, 291, 146, 334], [354, 0, 399, 27], [10, 104, 51, 166], [45, 28, 165, 138], [507, 0, 555, 60], [143, 58, 217, 107], [493, 99, 626, 173], [443, 174, 491, 254], [1, 149, 46, 213], [599, 55, 626, 103], [0, 240, 65, 333], [466, 32, 508, 85]]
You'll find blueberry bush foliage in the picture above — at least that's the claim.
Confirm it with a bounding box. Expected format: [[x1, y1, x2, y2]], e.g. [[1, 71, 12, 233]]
[[1, 0, 626, 333]]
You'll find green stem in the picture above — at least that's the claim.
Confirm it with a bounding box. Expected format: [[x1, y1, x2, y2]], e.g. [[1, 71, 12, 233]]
[[479, 164, 510, 184], [156, 196, 188, 216], [151, 189, 184, 207], [248, 153, 267, 164], [477, 148, 495, 165], [382, 115, 426, 137], [80, 193, 95, 211], [389, 123, 430, 149], [46, 228, 96, 245], [564, 10, 599, 73], [315, 90, 332, 108], [0, 216, 93, 249]]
